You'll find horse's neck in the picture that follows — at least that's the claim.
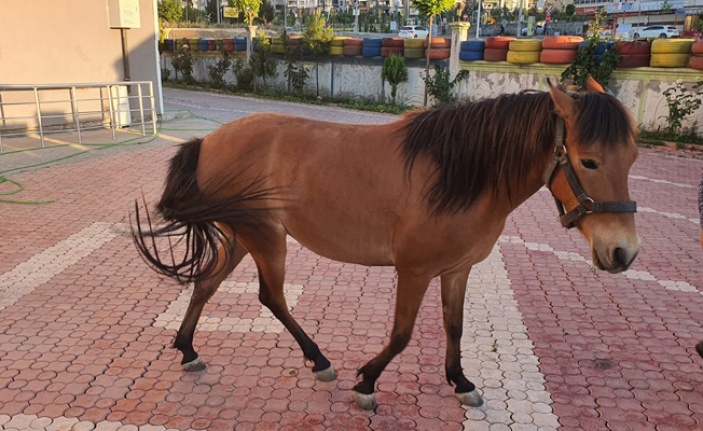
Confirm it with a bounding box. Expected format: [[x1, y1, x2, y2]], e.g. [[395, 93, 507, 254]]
[[505, 152, 552, 213]]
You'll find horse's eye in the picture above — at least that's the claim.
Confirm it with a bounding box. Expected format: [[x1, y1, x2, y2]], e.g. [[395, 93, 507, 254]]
[[580, 159, 599, 170]]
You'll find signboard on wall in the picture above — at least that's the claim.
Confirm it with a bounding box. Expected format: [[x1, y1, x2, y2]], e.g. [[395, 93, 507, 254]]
[[223, 7, 238, 18], [108, 0, 141, 28]]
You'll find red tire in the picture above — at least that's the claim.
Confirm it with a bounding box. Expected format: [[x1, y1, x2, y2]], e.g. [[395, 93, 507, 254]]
[[424, 37, 451, 48], [343, 45, 362, 56], [617, 54, 651, 68], [614, 41, 651, 55], [483, 48, 509, 61], [539, 48, 578, 64], [381, 46, 404, 57], [689, 55, 703, 70], [692, 41, 703, 55], [541, 35, 584, 50], [344, 38, 363, 46], [425, 48, 451, 59], [382, 37, 405, 48], [484, 36, 516, 50]]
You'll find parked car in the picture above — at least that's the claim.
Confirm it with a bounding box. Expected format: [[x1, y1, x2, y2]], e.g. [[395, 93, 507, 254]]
[[632, 25, 680, 39], [398, 26, 429, 39], [521, 25, 545, 36]]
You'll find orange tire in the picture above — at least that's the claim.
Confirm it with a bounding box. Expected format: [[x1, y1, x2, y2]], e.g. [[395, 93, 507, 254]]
[[343, 45, 362, 56], [539, 48, 577, 64], [614, 40, 651, 55], [485, 36, 516, 50], [692, 41, 703, 55], [424, 37, 451, 48], [344, 38, 363, 46], [483, 48, 508, 61], [541, 35, 584, 50], [425, 48, 451, 59], [381, 46, 404, 57], [382, 37, 405, 47], [689, 55, 703, 70], [617, 54, 650, 68]]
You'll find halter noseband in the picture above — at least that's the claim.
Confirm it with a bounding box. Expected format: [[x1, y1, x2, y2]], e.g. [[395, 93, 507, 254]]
[[542, 118, 637, 229]]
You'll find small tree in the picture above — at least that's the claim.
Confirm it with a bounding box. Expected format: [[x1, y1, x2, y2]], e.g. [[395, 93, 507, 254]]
[[249, 29, 277, 90], [283, 33, 308, 95], [232, 0, 262, 59], [381, 55, 409, 105], [172, 46, 195, 84], [208, 44, 233, 89], [303, 11, 334, 98], [424, 65, 468, 106], [661, 80, 703, 134], [158, 0, 183, 23], [412, 0, 456, 106]]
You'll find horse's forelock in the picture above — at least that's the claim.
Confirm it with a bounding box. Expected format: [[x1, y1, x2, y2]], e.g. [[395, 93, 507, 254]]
[[573, 93, 638, 147]]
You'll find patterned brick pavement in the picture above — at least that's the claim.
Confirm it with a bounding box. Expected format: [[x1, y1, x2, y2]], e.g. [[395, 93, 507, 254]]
[[1, 90, 702, 430]]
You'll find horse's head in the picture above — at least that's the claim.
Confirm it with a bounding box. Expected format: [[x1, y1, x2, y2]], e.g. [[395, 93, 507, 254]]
[[545, 77, 639, 274]]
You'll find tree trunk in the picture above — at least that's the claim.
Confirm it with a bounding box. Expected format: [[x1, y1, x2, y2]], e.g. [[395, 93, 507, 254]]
[[423, 16, 434, 107]]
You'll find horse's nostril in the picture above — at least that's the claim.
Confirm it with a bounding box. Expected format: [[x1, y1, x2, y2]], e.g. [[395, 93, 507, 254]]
[[613, 247, 627, 268]]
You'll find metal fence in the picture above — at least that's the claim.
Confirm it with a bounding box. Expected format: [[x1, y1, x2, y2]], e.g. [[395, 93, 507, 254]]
[[0, 81, 157, 152]]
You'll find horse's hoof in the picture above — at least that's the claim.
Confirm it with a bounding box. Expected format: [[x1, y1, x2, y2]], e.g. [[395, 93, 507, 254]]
[[353, 391, 377, 411], [182, 357, 206, 372], [313, 365, 337, 382], [457, 389, 484, 407]]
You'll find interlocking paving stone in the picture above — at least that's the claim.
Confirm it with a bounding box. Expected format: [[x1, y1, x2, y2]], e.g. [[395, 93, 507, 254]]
[[1, 89, 703, 430]]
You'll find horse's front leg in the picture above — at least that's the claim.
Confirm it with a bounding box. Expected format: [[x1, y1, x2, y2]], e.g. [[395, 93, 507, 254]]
[[441, 269, 484, 406], [353, 270, 432, 410], [173, 238, 248, 371]]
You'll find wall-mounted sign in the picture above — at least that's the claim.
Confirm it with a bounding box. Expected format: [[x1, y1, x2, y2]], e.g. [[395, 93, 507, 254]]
[[108, 0, 141, 29]]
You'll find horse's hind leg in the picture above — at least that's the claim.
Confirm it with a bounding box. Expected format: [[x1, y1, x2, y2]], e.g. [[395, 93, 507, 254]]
[[353, 270, 432, 410], [441, 269, 483, 407], [173, 238, 248, 371], [240, 228, 336, 381]]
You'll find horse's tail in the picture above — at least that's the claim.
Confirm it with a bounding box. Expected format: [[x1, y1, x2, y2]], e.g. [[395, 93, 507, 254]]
[[131, 137, 272, 285]]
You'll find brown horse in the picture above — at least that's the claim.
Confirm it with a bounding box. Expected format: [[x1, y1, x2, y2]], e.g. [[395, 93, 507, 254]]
[[133, 78, 640, 410]]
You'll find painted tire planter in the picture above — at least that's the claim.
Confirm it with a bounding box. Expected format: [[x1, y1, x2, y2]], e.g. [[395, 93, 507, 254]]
[[459, 50, 484, 61], [614, 41, 651, 55], [404, 47, 425, 59], [404, 38, 425, 49], [383, 38, 405, 48], [460, 41, 485, 52], [331, 37, 348, 47], [363, 38, 383, 48], [541, 35, 583, 50], [692, 41, 703, 55], [484, 36, 515, 50], [506, 51, 540, 64], [689, 55, 703, 70], [509, 39, 542, 52], [425, 37, 450, 49], [344, 38, 363, 46], [426, 48, 450, 59], [651, 39, 695, 54], [650, 53, 691, 68], [617, 54, 651, 68], [361, 46, 382, 57], [343, 45, 362, 56], [381, 47, 404, 57], [539, 49, 578, 64], [483, 48, 508, 61], [330, 46, 344, 56]]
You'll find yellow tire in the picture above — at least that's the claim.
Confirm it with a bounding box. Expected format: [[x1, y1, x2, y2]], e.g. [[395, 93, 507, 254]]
[[650, 39, 695, 54], [329, 46, 344, 56], [649, 53, 690, 68], [506, 50, 541, 64], [509, 39, 543, 52], [404, 47, 425, 59], [404, 38, 425, 49], [331, 37, 348, 46], [270, 44, 285, 54]]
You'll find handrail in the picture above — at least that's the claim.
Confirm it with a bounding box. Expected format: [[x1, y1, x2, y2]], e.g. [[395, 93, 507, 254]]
[[0, 81, 157, 152]]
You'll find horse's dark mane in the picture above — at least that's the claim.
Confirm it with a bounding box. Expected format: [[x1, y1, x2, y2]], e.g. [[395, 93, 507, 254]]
[[401, 90, 637, 214]]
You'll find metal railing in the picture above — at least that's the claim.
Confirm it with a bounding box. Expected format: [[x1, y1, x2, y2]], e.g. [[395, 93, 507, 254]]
[[0, 81, 157, 152]]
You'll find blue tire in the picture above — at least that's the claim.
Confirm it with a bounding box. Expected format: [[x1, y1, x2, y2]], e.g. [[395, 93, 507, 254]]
[[459, 50, 484, 61], [362, 47, 382, 57], [461, 41, 485, 52], [362, 38, 383, 48]]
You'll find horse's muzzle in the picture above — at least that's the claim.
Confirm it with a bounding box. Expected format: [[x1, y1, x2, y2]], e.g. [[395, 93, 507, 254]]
[[593, 245, 639, 274]]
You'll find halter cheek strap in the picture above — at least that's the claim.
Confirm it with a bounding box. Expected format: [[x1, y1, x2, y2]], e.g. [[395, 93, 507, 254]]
[[543, 118, 637, 229]]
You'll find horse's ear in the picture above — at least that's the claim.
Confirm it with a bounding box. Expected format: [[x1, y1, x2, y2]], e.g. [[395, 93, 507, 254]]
[[584, 76, 605, 94], [548, 80, 577, 121]]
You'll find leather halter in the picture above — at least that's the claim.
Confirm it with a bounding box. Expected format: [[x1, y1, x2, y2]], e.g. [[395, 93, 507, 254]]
[[542, 118, 637, 229]]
